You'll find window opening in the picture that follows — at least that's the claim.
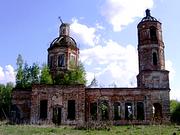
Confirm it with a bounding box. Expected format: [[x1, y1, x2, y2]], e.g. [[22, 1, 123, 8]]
[[137, 102, 144, 120], [114, 102, 121, 120], [125, 103, 133, 120], [150, 26, 157, 41], [58, 54, 65, 67], [100, 100, 109, 120], [90, 102, 97, 120], [153, 52, 157, 65]]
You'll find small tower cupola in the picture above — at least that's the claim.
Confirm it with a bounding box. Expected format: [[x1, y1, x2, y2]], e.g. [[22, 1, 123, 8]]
[[140, 9, 157, 22], [59, 23, 70, 36]]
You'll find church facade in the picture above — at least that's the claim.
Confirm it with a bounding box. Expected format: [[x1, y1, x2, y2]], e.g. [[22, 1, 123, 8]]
[[11, 10, 170, 125]]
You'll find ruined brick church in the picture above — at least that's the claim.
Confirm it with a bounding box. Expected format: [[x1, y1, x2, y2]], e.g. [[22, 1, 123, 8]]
[[12, 9, 170, 125]]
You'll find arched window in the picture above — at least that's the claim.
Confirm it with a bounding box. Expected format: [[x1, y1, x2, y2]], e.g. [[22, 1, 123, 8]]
[[125, 103, 133, 120], [150, 26, 157, 41], [153, 52, 157, 65], [100, 100, 109, 121]]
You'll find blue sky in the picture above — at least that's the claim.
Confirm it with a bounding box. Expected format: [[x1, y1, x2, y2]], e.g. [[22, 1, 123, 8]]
[[0, 0, 179, 100]]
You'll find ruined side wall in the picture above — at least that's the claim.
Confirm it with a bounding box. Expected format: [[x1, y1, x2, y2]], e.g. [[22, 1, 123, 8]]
[[85, 88, 170, 124], [30, 84, 85, 125], [11, 89, 32, 122]]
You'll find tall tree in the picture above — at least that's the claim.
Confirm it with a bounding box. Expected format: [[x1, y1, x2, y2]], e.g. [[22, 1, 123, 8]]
[[40, 64, 53, 84], [16, 54, 24, 88], [0, 83, 14, 119], [22, 62, 31, 88], [31, 63, 40, 84]]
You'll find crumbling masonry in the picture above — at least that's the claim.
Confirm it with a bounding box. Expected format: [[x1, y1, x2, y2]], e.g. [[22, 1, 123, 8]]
[[11, 9, 170, 125]]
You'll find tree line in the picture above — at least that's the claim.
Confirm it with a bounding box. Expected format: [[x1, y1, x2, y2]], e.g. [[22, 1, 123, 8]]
[[16, 54, 86, 88]]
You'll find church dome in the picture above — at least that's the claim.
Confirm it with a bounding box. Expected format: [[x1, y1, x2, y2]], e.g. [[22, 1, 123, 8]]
[[49, 35, 77, 50]]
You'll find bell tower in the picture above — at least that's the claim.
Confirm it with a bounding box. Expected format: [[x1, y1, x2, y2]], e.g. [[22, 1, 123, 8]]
[[47, 21, 79, 79], [137, 9, 169, 89]]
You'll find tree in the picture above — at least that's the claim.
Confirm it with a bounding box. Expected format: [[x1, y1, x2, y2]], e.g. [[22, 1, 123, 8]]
[[16, 54, 24, 88], [31, 63, 40, 84], [72, 62, 86, 85], [0, 83, 14, 119], [171, 100, 180, 124], [22, 62, 31, 88], [54, 62, 86, 85], [170, 100, 179, 113], [40, 64, 53, 84]]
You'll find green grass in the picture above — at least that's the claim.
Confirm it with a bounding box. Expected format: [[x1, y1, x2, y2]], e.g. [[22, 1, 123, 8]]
[[0, 123, 180, 135]]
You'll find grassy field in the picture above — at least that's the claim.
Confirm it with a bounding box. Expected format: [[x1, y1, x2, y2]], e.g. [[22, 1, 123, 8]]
[[0, 123, 180, 135]]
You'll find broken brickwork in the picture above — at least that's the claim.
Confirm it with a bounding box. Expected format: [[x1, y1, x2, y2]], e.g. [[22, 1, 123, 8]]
[[30, 84, 85, 125], [85, 88, 170, 125]]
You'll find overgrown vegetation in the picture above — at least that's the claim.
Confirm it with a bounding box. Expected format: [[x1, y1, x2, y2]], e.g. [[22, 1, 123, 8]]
[[0, 123, 180, 135], [171, 100, 180, 124], [54, 62, 86, 85], [0, 83, 14, 120]]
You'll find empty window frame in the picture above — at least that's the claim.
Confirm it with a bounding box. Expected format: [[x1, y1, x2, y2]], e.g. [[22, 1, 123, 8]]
[[114, 102, 121, 120], [153, 52, 157, 65], [137, 102, 145, 120], [90, 102, 97, 120], [125, 103, 133, 120], [67, 100, 75, 120], [150, 26, 157, 41], [100, 100, 109, 121], [58, 54, 65, 67], [40, 100, 48, 119]]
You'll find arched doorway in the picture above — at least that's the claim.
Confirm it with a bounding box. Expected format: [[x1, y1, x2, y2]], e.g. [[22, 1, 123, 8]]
[[153, 103, 162, 122], [52, 106, 62, 125]]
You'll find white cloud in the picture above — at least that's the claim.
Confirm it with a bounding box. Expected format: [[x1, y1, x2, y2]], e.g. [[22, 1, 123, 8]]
[[170, 87, 180, 101], [0, 65, 15, 84], [0, 66, 5, 81], [165, 60, 175, 82], [165, 60, 179, 100], [101, 0, 154, 31], [80, 40, 138, 87], [70, 18, 98, 47], [95, 23, 105, 30], [81, 39, 176, 90]]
